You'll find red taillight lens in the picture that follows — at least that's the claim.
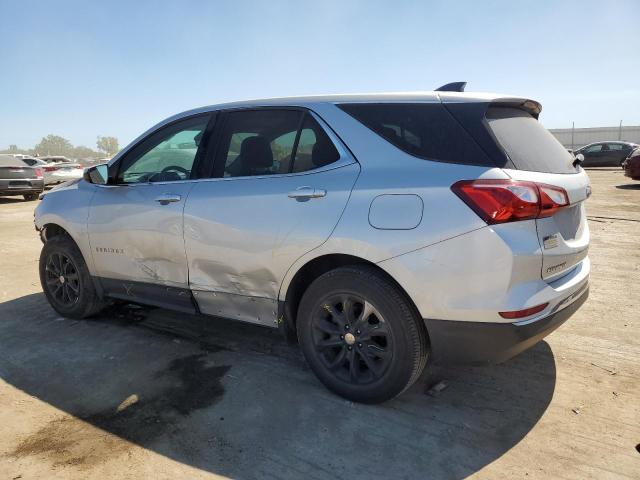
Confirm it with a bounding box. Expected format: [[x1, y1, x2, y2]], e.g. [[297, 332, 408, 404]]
[[43, 166, 57, 172], [499, 302, 548, 319], [34, 168, 44, 178], [451, 180, 569, 224]]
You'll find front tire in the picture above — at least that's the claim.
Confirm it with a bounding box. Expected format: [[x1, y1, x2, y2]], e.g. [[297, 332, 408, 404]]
[[297, 266, 428, 403], [39, 235, 105, 319]]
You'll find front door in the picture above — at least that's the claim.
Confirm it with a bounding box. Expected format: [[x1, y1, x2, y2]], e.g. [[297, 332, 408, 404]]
[[183, 108, 360, 325], [87, 114, 213, 311]]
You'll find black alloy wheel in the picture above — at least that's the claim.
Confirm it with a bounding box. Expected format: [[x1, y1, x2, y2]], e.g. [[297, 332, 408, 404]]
[[311, 294, 393, 385], [44, 251, 80, 307]]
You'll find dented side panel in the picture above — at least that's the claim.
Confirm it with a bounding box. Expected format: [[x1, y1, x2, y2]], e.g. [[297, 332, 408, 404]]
[[87, 182, 196, 287], [184, 162, 360, 325]]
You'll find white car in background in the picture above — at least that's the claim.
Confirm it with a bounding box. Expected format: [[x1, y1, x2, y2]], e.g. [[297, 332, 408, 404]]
[[38, 156, 85, 185]]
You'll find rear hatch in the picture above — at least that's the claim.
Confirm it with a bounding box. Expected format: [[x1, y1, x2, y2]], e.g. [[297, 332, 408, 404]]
[[480, 104, 590, 281], [0, 156, 40, 182]]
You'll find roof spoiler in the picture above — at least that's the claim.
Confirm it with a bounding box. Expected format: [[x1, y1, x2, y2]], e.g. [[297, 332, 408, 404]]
[[435, 82, 467, 92]]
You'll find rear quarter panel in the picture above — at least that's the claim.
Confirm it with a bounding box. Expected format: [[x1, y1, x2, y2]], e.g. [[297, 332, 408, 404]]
[[279, 104, 510, 302]]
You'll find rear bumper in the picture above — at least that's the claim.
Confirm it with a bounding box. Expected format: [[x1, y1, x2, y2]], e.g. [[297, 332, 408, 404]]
[[425, 286, 589, 365], [0, 178, 44, 196]]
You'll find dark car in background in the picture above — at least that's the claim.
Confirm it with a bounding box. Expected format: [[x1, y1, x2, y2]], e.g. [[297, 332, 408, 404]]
[[0, 154, 44, 200], [575, 141, 639, 167], [622, 147, 640, 180]]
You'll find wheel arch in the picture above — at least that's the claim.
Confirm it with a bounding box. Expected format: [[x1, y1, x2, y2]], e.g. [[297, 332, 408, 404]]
[[40, 223, 73, 243], [279, 253, 423, 343], [39, 222, 105, 300]]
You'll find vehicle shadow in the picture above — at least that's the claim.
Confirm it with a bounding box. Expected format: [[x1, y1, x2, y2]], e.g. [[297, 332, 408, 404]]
[[0, 293, 557, 479], [0, 196, 30, 204], [615, 183, 640, 190]]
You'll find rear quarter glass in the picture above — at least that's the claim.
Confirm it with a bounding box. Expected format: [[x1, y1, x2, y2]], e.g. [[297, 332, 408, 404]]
[[336, 103, 497, 167]]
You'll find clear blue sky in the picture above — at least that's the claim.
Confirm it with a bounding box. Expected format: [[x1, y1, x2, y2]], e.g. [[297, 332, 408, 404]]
[[1, 0, 639, 150]]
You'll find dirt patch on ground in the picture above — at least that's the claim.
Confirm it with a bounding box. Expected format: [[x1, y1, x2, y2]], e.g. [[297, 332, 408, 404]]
[[7, 354, 230, 469]]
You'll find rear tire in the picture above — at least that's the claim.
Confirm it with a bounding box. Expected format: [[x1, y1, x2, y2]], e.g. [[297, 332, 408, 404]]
[[297, 265, 428, 403], [39, 235, 106, 319], [23, 193, 39, 201]]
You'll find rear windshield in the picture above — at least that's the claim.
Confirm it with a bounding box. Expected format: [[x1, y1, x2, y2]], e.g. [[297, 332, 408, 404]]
[[486, 107, 576, 174], [337, 103, 495, 166]]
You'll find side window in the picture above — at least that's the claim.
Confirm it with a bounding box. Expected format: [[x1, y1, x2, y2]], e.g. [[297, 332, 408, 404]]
[[292, 115, 340, 173], [217, 110, 341, 178], [118, 115, 210, 184], [338, 103, 492, 166], [584, 144, 602, 153], [220, 110, 302, 178], [607, 143, 623, 151]]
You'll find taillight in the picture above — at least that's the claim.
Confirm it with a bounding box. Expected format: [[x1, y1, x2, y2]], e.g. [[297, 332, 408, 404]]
[[44, 166, 57, 172], [34, 168, 44, 178], [538, 184, 570, 217], [451, 179, 569, 224]]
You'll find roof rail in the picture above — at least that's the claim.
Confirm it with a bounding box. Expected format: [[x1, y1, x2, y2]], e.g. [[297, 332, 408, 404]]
[[435, 82, 467, 92]]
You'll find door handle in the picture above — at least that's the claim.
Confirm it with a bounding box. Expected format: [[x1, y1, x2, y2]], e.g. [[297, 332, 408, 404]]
[[287, 186, 326, 200], [154, 194, 181, 205]]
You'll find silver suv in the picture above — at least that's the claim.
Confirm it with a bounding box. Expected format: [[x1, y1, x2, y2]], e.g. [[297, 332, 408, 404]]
[[35, 86, 591, 403]]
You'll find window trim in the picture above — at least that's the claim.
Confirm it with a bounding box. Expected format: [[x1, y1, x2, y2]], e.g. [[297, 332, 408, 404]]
[[109, 112, 216, 186]]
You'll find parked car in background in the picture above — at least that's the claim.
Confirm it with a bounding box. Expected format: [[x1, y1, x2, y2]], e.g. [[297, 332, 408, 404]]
[[622, 147, 640, 180], [0, 154, 44, 200], [38, 156, 84, 184], [18, 156, 58, 186], [35, 87, 591, 403], [575, 141, 639, 167]]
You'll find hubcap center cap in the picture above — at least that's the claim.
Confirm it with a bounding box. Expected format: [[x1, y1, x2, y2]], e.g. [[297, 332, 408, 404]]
[[344, 332, 356, 345], [59, 275, 65, 284]]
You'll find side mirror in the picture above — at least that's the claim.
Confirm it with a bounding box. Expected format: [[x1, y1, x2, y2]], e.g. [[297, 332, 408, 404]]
[[83, 164, 110, 185], [573, 153, 585, 167]]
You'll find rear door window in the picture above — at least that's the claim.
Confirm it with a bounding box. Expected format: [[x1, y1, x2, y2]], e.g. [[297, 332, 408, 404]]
[[486, 107, 576, 174], [219, 110, 302, 177], [292, 115, 340, 172], [606, 143, 624, 151], [215, 110, 341, 178]]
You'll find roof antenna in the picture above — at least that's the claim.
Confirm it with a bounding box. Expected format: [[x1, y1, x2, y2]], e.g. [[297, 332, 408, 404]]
[[435, 82, 467, 92]]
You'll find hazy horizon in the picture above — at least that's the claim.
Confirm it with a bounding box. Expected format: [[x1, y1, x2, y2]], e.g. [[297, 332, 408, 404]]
[[2, 0, 639, 150]]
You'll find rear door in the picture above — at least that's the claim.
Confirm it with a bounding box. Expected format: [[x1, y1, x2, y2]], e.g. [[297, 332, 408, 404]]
[[605, 143, 628, 166], [580, 144, 604, 166], [183, 108, 359, 326], [483, 106, 590, 281]]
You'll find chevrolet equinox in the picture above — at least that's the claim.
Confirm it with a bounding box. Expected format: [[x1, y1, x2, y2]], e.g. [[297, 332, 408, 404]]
[[35, 84, 590, 403]]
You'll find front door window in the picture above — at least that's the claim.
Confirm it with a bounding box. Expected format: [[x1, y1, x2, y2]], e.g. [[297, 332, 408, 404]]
[[118, 116, 210, 183]]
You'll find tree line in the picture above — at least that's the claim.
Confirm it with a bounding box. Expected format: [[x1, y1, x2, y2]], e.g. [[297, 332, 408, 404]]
[[1, 135, 119, 159]]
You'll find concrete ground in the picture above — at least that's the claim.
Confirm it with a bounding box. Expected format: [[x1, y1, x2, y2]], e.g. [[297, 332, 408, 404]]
[[0, 169, 638, 479]]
